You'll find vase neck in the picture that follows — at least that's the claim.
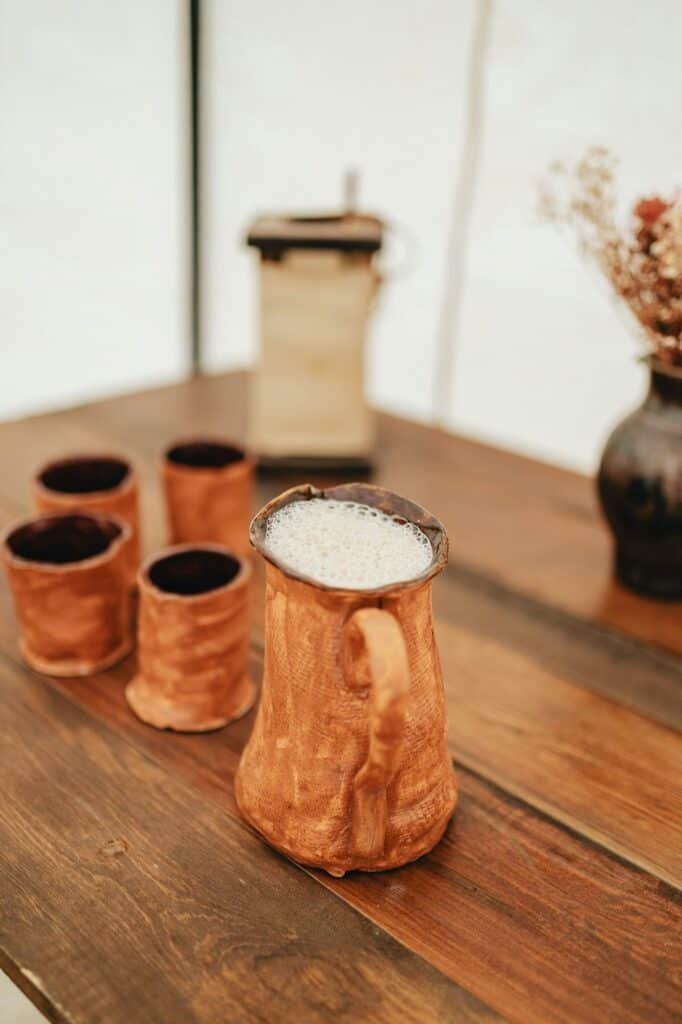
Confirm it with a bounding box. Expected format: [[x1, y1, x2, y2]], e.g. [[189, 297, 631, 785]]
[[645, 361, 682, 410]]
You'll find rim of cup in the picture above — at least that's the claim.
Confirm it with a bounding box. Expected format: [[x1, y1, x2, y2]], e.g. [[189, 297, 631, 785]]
[[35, 454, 134, 499], [1, 512, 131, 574], [138, 542, 251, 601], [163, 437, 253, 473]]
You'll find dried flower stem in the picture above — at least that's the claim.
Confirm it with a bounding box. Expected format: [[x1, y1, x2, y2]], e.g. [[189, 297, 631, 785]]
[[540, 148, 682, 366]]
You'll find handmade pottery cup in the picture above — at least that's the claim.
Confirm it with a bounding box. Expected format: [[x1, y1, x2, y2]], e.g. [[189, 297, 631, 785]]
[[125, 544, 255, 732], [235, 483, 457, 876], [33, 454, 141, 588], [1, 512, 132, 676], [162, 439, 255, 556]]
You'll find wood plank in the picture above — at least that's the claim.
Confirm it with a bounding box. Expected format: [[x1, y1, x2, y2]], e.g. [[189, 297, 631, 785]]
[[1, 370, 679, 1023], [1, 449, 678, 739], [1, 504, 680, 891], [374, 410, 682, 656], [1, 527, 678, 892], [337, 773, 682, 1024], [1, 383, 680, 730], [50, 370, 682, 654], [2, 370, 679, 654], [242, 558, 682, 886], [0, 651, 496, 1024], [0, 418, 680, 886], [434, 610, 682, 886], [9, 650, 679, 1024], [435, 566, 682, 732], [0, 370, 675, 991], [241, 520, 682, 735], [253, 564, 682, 885]]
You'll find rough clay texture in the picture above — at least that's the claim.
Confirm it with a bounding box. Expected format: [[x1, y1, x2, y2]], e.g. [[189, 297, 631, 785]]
[[126, 551, 255, 733], [34, 464, 141, 588], [236, 483, 457, 876], [3, 523, 132, 677], [162, 455, 254, 557]]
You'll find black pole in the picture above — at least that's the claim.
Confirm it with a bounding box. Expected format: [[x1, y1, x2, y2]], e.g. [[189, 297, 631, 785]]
[[189, 0, 201, 374]]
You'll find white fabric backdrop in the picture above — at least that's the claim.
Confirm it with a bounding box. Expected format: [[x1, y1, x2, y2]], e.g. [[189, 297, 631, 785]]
[[0, 0, 188, 420], [2, 0, 681, 475]]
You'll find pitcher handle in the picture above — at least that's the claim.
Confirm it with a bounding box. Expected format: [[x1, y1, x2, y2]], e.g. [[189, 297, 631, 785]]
[[344, 607, 409, 862]]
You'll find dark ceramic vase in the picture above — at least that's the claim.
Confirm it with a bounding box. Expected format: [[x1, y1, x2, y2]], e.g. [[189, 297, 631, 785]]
[[597, 359, 682, 599]]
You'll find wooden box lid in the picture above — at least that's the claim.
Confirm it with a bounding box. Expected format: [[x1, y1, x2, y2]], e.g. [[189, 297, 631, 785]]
[[246, 212, 383, 256]]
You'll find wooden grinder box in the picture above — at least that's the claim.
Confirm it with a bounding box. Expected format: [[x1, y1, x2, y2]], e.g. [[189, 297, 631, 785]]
[[246, 212, 384, 470]]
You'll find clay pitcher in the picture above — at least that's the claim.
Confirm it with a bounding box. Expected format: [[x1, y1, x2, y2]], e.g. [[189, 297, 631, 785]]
[[235, 483, 456, 876]]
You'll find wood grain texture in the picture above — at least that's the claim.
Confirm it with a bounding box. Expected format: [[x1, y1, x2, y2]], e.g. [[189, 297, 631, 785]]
[[0, 369, 680, 1024], [435, 565, 682, 732], [0, 370, 679, 692], [433, 603, 682, 887], [6, 649, 678, 1024], [246, 497, 682, 731], [0, 651, 497, 1024], [245, 544, 682, 887], [377, 412, 681, 655], [0, 379, 680, 883], [30, 369, 676, 654], [1, 508, 678, 889]]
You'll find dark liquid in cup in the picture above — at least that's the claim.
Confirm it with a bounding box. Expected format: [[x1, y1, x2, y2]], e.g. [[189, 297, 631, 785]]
[[7, 514, 121, 565], [166, 441, 244, 470], [148, 549, 240, 596], [40, 457, 130, 495]]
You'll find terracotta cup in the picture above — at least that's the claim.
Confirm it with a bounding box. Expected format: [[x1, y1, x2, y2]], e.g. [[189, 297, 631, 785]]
[[2, 512, 133, 676], [162, 439, 254, 556], [125, 544, 255, 732], [235, 483, 457, 877], [33, 455, 141, 587]]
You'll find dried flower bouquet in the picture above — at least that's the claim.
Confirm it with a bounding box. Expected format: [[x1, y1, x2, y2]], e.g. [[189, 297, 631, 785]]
[[540, 147, 682, 367]]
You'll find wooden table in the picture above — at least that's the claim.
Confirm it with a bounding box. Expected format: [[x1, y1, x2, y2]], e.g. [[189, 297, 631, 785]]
[[0, 372, 680, 1024]]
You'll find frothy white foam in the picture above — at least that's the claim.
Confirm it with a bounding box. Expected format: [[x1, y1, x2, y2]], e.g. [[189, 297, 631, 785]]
[[263, 498, 433, 590]]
